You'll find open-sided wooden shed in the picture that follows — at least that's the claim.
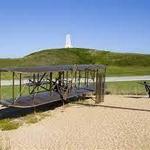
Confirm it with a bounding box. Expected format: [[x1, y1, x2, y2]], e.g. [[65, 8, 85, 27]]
[[0, 64, 106, 108]]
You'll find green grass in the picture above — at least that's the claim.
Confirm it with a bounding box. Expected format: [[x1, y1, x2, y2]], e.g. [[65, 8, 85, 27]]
[[0, 85, 29, 100], [0, 48, 149, 77], [24, 112, 49, 124], [107, 66, 150, 76], [106, 81, 147, 95], [24, 115, 40, 124], [0, 119, 20, 131], [0, 112, 50, 131]]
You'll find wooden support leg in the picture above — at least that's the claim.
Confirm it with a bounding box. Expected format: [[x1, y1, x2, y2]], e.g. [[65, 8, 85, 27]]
[[87, 71, 89, 87], [37, 73, 39, 92], [49, 72, 52, 95], [75, 71, 77, 88], [95, 70, 99, 103], [84, 71, 87, 86], [19, 73, 22, 97], [12, 72, 15, 104], [0, 72, 1, 102], [95, 70, 103, 104], [66, 71, 68, 82], [78, 71, 81, 89]]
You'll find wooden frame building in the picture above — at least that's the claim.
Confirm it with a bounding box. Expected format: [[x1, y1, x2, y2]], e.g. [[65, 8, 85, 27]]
[[0, 64, 106, 108]]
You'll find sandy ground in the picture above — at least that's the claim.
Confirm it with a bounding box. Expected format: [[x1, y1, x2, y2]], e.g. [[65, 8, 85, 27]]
[[1, 95, 150, 150]]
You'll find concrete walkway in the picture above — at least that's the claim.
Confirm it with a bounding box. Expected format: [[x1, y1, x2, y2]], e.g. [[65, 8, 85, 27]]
[[0, 76, 150, 86], [106, 75, 150, 82]]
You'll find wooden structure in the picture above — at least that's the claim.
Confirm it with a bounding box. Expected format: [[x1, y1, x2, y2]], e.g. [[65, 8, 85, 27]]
[[0, 64, 106, 108]]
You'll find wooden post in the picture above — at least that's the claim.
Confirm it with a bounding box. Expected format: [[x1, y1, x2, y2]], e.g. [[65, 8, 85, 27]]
[[37, 73, 40, 92], [66, 71, 68, 82], [49, 72, 52, 91], [92, 70, 96, 87], [95, 70, 99, 103], [84, 70, 87, 86], [19, 73, 22, 97], [58, 72, 62, 90], [95, 70, 103, 103], [48, 72, 52, 96], [33, 73, 36, 93], [102, 67, 106, 102], [75, 71, 77, 85], [99, 73, 102, 102], [78, 71, 81, 89], [95, 67, 106, 104], [87, 71, 89, 87], [0, 71, 1, 101], [62, 71, 65, 85], [32, 73, 36, 105], [12, 72, 15, 104]]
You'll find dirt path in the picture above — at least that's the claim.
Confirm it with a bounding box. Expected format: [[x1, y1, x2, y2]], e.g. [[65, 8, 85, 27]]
[[1, 95, 150, 150]]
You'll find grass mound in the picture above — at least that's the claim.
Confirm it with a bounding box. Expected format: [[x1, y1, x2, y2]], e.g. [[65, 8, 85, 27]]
[[0, 48, 150, 76]]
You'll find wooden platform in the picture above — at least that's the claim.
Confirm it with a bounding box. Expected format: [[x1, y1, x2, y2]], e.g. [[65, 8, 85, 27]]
[[0, 87, 95, 108]]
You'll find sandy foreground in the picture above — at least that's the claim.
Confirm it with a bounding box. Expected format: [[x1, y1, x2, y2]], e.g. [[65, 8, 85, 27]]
[[1, 95, 150, 150]]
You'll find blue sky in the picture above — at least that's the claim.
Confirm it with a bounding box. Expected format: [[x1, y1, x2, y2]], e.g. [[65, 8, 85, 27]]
[[0, 0, 150, 58]]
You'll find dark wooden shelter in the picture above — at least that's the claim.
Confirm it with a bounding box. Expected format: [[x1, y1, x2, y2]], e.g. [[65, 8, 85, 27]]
[[0, 64, 106, 108]]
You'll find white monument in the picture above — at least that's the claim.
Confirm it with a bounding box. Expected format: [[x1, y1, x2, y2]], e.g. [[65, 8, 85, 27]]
[[65, 34, 73, 48]]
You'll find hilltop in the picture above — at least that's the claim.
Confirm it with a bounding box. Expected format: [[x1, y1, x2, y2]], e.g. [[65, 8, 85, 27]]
[[0, 48, 150, 76]]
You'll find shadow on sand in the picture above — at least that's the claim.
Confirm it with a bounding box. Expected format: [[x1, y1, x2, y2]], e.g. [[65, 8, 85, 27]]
[[0, 101, 63, 120], [0, 97, 84, 120], [76, 103, 150, 113], [124, 95, 149, 99], [1, 96, 150, 120]]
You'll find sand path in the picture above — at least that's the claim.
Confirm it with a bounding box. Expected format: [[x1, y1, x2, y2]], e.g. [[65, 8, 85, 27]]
[[1, 95, 150, 150]]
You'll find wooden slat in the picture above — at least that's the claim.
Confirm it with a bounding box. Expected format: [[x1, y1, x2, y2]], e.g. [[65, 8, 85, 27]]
[[0, 87, 95, 108], [0, 64, 106, 73]]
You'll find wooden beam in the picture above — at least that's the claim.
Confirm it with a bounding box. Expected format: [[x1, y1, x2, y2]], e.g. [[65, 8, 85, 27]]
[[37, 73, 40, 92], [49, 72, 52, 93], [66, 71, 68, 82], [12, 72, 15, 104], [87, 71, 89, 87], [78, 71, 81, 88], [93, 70, 96, 87], [19, 73, 22, 97], [58, 72, 62, 86], [75, 71, 77, 85], [0, 71, 1, 101], [62, 71, 65, 85], [84, 71, 87, 85]]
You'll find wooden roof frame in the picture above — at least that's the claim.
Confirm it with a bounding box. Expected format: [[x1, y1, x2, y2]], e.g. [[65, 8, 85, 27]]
[[0, 64, 106, 108], [0, 64, 106, 73]]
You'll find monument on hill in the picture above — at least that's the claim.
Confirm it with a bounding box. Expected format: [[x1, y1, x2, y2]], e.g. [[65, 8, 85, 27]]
[[65, 34, 73, 48]]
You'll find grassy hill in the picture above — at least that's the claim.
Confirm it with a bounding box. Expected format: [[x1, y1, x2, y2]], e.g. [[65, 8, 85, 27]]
[[0, 48, 150, 76]]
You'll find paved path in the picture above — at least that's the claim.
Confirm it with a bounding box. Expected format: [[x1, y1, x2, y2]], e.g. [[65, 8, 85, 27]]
[[106, 75, 150, 82], [0, 76, 150, 86]]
